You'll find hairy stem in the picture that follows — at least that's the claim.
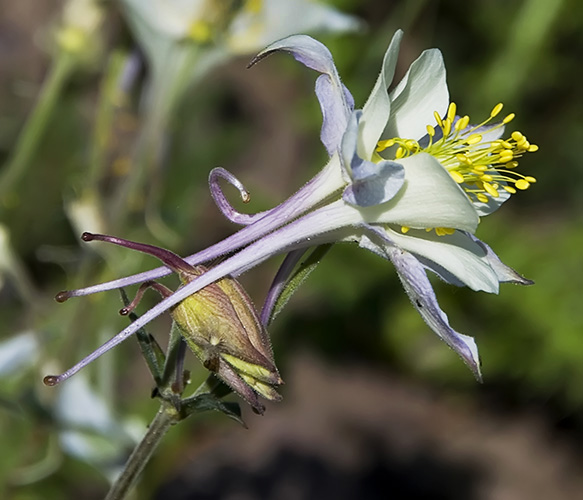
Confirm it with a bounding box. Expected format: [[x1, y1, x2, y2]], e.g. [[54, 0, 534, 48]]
[[104, 405, 177, 500]]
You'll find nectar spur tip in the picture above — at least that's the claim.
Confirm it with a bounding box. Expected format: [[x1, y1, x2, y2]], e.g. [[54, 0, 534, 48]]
[[43, 375, 61, 386], [55, 291, 71, 303]]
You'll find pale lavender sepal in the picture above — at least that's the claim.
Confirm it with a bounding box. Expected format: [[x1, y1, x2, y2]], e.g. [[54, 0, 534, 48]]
[[249, 34, 337, 74], [387, 246, 482, 380], [315, 74, 354, 154], [341, 111, 405, 207], [250, 35, 352, 155], [463, 232, 534, 285], [357, 228, 481, 380]]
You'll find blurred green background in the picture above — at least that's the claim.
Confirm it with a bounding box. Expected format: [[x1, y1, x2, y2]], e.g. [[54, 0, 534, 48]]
[[1, 0, 582, 498]]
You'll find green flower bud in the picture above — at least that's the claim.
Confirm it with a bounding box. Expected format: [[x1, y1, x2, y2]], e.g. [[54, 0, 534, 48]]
[[53, 233, 282, 414], [171, 264, 282, 413]]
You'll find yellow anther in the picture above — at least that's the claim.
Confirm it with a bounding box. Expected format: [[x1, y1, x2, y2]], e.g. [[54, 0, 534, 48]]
[[377, 102, 536, 208], [442, 120, 452, 137], [466, 134, 482, 145], [435, 227, 455, 236], [483, 182, 499, 198], [376, 139, 394, 152], [491, 103, 504, 117], [457, 115, 470, 130], [401, 226, 410, 234], [515, 179, 530, 190], [447, 102, 457, 122], [449, 171, 464, 184]]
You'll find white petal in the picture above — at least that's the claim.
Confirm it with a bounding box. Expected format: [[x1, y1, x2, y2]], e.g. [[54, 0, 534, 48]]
[[385, 229, 500, 293], [360, 30, 403, 160], [386, 246, 482, 380], [359, 153, 479, 232], [463, 233, 533, 285], [384, 49, 449, 141], [121, 0, 203, 39], [227, 0, 363, 54]]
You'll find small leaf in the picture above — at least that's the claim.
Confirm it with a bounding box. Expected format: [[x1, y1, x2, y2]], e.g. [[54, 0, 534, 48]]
[[120, 289, 165, 384], [271, 244, 333, 322], [181, 393, 245, 427]]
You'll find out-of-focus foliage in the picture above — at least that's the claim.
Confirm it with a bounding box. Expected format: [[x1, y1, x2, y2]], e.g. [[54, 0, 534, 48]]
[[0, 0, 581, 498]]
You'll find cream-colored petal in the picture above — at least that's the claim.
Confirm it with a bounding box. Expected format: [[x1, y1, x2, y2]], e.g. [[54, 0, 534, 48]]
[[359, 153, 479, 232], [385, 229, 500, 293], [359, 30, 403, 160], [384, 49, 449, 141]]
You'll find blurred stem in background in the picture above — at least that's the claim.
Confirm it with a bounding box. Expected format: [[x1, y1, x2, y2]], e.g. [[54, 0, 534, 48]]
[[0, 52, 76, 207], [0, 0, 105, 209], [479, 0, 565, 102]]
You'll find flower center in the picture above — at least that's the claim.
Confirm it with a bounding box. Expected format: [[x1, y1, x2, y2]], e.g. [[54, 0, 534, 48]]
[[377, 102, 538, 204]]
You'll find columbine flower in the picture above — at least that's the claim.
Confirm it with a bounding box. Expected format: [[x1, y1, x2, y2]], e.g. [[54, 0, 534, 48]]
[[50, 31, 536, 386]]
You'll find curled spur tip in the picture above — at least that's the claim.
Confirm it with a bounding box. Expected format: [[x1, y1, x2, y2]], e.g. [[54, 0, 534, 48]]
[[209, 167, 269, 226]]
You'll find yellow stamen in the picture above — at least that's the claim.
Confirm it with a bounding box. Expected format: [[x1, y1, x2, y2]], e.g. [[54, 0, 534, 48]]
[[447, 102, 457, 122], [401, 226, 410, 234], [466, 134, 482, 145], [450, 170, 464, 183], [491, 103, 504, 117], [375, 101, 537, 207], [435, 227, 455, 236], [483, 182, 499, 198], [503, 113, 515, 124]]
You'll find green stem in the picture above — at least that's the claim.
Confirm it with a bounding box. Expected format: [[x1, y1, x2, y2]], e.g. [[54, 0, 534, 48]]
[[104, 405, 177, 500], [0, 52, 75, 205]]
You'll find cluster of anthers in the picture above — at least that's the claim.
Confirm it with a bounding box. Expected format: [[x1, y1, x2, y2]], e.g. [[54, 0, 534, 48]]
[[377, 103, 538, 235]]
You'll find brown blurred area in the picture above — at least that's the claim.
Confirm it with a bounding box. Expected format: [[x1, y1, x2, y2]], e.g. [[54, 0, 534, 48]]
[[155, 354, 583, 500]]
